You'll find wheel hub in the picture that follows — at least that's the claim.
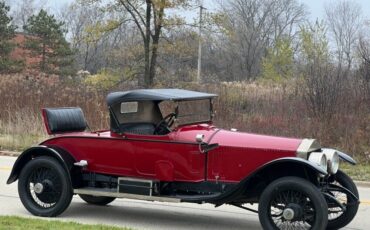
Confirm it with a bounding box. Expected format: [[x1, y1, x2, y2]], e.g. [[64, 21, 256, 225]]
[[283, 208, 295, 220], [283, 203, 303, 221], [34, 183, 44, 194]]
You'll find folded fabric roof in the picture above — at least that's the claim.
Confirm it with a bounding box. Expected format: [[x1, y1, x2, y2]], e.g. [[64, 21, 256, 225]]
[[106, 88, 217, 106]]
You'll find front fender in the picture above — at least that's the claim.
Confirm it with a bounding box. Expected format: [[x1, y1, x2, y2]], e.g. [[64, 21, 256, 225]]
[[7, 145, 76, 185], [258, 157, 328, 175], [201, 157, 327, 205]]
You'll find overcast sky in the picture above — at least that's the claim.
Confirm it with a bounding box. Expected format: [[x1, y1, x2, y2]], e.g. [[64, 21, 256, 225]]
[[15, 0, 370, 22]]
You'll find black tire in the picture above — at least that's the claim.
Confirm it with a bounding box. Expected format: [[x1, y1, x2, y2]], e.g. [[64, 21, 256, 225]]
[[327, 170, 359, 230], [79, 194, 116, 206], [258, 177, 328, 230], [18, 156, 73, 217]]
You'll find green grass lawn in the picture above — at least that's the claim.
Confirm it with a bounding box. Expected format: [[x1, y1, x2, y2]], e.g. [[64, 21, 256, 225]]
[[341, 163, 370, 182], [0, 216, 132, 230]]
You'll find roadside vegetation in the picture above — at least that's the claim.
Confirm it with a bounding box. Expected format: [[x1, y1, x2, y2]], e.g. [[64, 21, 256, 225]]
[[342, 164, 370, 181], [0, 216, 131, 230], [0, 0, 369, 166]]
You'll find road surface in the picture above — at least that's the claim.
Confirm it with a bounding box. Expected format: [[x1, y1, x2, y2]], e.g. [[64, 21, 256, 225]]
[[1, 155, 369, 230]]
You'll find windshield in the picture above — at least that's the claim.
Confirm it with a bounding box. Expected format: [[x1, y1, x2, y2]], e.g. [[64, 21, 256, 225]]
[[159, 99, 213, 125]]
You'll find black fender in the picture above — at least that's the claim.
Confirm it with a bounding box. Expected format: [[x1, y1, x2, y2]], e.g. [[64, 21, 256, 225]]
[[186, 157, 327, 205], [337, 150, 356, 165], [7, 145, 77, 185]]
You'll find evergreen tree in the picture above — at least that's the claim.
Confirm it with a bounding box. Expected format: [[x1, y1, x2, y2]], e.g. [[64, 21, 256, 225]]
[[24, 9, 75, 75], [0, 1, 23, 73]]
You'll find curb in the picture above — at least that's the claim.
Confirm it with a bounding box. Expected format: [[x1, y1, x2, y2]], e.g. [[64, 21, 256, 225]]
[[355, 181, 370, 188], [0, 150, 20, 157]]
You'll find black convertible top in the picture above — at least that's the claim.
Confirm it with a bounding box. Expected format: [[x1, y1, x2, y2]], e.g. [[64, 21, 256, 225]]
[[106, 89, 217, 106]]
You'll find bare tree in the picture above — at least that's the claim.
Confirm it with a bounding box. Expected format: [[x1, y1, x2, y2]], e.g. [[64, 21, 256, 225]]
[[117, 0, 167, 87], [325, 0, 362, 71], [8, 0, 46, 30], [216, 0, 307, 81], [298, 21, 343, 120], [74, 0, 196, 87], [358, 37, 370, 99], [62, 2, 136, 74]]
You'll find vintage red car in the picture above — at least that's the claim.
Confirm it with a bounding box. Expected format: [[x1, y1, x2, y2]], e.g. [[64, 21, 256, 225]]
[[7, 89, 359, 229]]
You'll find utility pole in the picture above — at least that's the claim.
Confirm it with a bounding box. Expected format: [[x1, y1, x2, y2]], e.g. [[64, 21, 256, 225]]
[[197, 2, 204, 83]]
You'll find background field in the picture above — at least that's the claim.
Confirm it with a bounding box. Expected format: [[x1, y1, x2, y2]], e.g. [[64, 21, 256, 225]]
[[0, 74, 368, 165]]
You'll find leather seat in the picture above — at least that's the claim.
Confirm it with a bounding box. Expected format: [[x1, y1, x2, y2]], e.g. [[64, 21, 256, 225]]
[[43, 107, 87, 134]]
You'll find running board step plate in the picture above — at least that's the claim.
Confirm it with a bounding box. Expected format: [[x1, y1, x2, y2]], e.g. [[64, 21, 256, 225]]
[[118, 177, 154, 196], [74, 188, 181, 203]]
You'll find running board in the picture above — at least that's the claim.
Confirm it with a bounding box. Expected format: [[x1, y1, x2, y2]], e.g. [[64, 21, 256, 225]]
[[74, 188, 181, 203]]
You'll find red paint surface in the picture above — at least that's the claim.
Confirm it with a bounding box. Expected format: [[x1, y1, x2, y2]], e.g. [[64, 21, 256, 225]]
[[41, 123, 302, 183]]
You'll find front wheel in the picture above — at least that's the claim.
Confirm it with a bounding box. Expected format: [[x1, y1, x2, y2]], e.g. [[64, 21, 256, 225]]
[[18, 156, 73, 217], [327, 170, 359, 230], [258, 177, 328, 230], [79, 194, 116, 206]]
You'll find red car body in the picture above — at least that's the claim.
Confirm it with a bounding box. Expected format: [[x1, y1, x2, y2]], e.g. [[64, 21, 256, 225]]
[[7, 89, 359, 229], [41, 126, 301, 183]]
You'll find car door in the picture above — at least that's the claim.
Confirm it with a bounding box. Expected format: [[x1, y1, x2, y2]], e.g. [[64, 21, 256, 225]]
[[124, 132, 206, 182]]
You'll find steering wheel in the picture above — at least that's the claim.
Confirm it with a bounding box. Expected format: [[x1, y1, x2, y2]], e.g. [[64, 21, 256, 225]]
[[153, 112, 176, 135]]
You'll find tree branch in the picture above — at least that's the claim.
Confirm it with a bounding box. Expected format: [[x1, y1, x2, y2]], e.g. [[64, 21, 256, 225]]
[[126, 0, 147, 26], [118, 0, 146, 40]]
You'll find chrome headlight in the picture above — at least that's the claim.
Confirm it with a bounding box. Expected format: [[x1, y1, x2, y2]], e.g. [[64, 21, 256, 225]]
[[308, 152, 327, 172], [322, 148, 340, 174]]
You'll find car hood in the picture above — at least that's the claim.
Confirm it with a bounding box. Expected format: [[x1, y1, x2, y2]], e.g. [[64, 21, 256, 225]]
[[209, 129, 303, 153]]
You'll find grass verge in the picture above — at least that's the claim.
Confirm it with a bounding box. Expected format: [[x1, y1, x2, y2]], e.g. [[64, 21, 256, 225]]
[[0, 134, 46, 152], [341, 163, 370, 182], [0, 216, 131, 230]]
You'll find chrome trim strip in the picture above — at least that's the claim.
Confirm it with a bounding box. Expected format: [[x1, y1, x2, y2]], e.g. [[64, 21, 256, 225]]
[[74, 188, 181, 203]]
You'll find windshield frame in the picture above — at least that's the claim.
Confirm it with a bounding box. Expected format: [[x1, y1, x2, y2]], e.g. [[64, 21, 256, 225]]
[[171, 98, 215, 127]]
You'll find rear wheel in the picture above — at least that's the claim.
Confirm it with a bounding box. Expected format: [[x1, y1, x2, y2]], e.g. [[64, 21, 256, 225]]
[[18, 156, 73, 217], [327, 170, 359, 230], [79, 194, 116, 206], [258, 177, 328, 230]]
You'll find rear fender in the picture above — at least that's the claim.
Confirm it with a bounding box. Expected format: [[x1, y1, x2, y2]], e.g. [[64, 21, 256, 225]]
[[6, 145, 77, 186], [212, 157, 327, 205]]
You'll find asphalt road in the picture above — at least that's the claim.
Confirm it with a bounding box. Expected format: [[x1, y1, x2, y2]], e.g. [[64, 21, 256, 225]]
[[1, 155, 369, 230]]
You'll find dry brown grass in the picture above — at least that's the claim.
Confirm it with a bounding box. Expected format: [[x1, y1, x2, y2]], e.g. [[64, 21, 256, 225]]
[[0, 74, 369, 161]]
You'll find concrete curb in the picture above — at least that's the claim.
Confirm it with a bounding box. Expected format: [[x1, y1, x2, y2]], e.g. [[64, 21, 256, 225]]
[[355, 181, 370, 188], [1, 150, 369, 187], [0, 150, 20, 157]]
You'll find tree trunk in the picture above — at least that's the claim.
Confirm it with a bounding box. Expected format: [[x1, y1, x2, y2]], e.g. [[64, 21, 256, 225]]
[[148, 0, 164, 88], [143, 1, 152, 88], [144, 39, 150, 87], [149, 43, 158, 87]]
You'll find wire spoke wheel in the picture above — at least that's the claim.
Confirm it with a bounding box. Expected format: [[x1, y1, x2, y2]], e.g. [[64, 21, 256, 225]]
[[258, 177, 328, 230], [326, 170, 359, 229], [18, 156, 73, 217], [269, 189, 314, 229], [27, 166, 63, 208], [327, 181, 347, 220]]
